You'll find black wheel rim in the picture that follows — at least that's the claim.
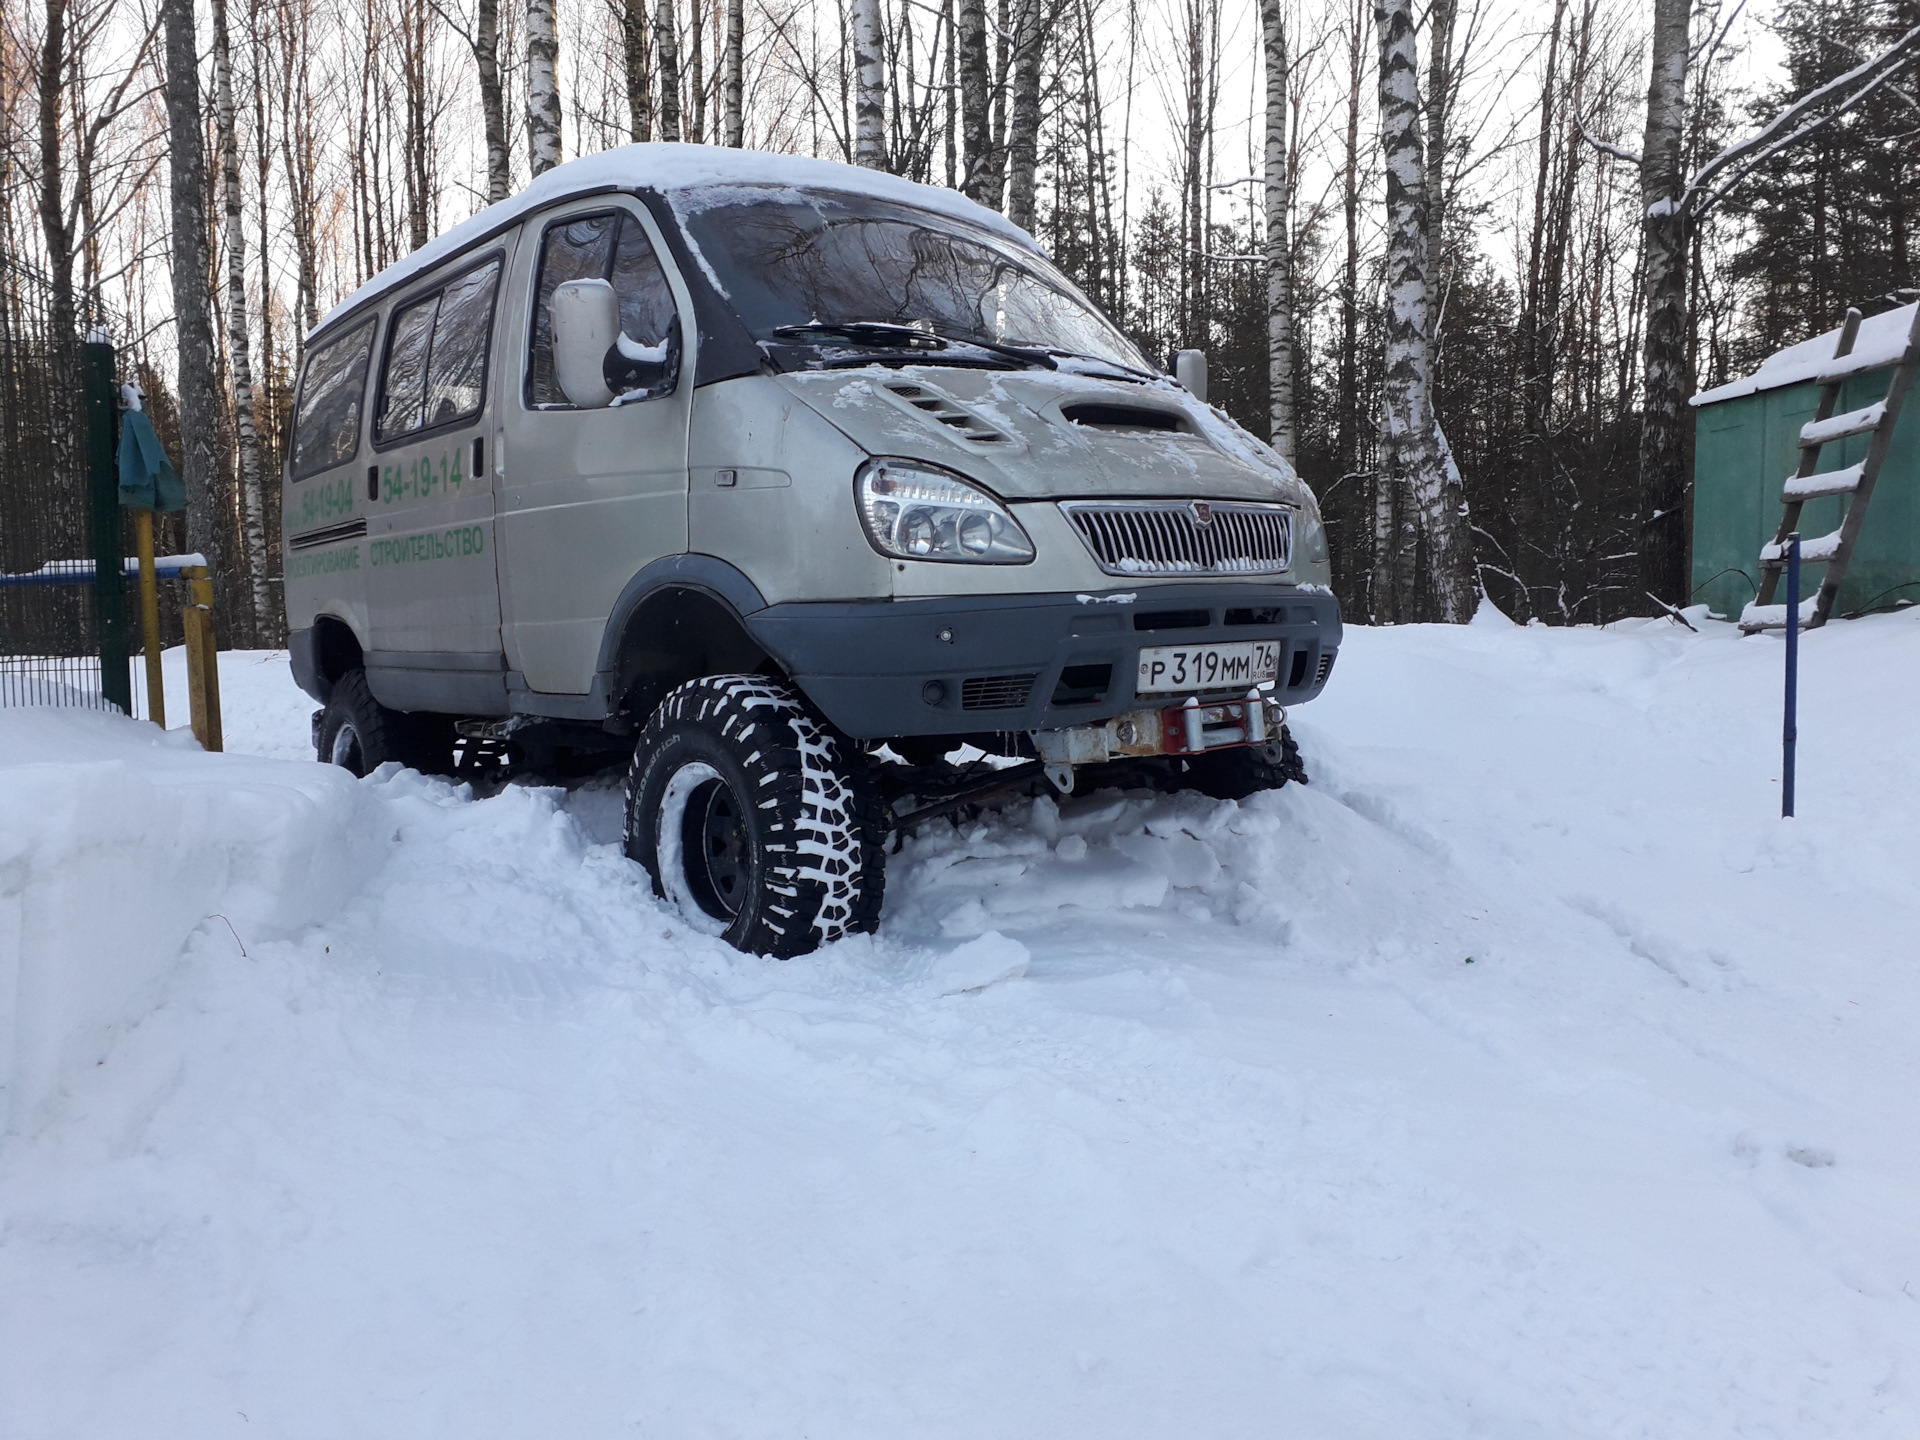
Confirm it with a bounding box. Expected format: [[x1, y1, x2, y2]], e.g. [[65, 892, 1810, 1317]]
[[680, 776, 750, 921]]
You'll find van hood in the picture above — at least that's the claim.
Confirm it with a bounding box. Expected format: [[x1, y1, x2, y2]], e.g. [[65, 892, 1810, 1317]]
[[774, 366, 1317, 510]]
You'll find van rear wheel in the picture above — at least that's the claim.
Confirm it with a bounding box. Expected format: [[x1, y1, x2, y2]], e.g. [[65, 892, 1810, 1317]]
[[315, 668, 453, 777], [626, 675, 885, 958]]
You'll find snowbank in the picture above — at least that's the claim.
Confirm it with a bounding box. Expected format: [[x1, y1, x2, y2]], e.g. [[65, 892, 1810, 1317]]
[[2, 615, 1919, 1437], [0, 707, 371, 1131]]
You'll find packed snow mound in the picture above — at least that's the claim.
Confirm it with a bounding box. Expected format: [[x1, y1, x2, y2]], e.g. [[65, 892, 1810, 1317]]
[[3, 611, 1920, 1438], [0, 706, 378, 1128]]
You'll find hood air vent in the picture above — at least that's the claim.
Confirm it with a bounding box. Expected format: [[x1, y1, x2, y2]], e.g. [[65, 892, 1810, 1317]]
[[1060, 402, 1190, 435], [883, 382, 1009, 444]]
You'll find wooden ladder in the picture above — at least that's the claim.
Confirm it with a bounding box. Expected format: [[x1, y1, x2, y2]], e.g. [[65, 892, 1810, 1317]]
[[1740, 303, 1920, 632]]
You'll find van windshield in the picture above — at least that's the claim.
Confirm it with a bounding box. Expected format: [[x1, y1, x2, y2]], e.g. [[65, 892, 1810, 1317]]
[[676, 190, 1149, 374]]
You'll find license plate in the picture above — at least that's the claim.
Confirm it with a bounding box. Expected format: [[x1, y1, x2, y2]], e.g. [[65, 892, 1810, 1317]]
[[1136, 640, 1280, 695]]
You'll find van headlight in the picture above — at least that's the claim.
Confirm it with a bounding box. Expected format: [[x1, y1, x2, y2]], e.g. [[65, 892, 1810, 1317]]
[[855, 459, 1034, 564], [1298, 508, 1329, 565]]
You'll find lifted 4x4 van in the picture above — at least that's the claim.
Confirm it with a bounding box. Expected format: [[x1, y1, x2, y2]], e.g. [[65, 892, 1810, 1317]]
[[284, 145, 1341, 957]]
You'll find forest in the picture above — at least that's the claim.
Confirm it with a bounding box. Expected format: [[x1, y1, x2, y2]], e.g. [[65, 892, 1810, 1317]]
[[3, 0, 1917, 644]]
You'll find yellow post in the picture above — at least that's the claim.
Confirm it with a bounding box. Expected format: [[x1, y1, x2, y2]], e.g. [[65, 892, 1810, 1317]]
[[181, 565, 224, 752], [135, 510, 165, 727]]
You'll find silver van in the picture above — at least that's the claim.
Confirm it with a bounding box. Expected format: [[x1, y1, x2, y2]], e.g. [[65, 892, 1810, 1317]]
[[283, 145, 1341, 956]]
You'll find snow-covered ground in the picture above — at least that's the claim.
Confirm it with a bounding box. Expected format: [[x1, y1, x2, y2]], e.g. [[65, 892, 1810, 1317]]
[[3, 609, 1918, 1438]]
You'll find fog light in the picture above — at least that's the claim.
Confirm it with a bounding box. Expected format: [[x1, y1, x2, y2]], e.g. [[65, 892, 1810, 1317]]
[[922, 680, 947, 705]]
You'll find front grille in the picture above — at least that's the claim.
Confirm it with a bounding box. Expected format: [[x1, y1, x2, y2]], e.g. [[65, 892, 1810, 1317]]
[[1316, 651, 1336, 685], [961, 673, 1037, 710], [1061, 500, 1292, 577]]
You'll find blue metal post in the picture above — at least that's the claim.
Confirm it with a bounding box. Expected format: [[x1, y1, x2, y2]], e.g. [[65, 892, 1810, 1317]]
[[1783, 532, 1800, 818]]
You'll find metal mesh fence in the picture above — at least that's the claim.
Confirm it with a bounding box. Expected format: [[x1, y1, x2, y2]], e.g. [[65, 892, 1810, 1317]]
[[0, 257, 130, 712]]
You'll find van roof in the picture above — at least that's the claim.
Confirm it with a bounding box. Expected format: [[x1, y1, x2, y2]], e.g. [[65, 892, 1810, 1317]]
[[316, 144, 1039, 337]]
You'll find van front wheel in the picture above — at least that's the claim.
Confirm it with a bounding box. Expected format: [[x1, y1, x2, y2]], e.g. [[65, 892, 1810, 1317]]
[[625, 675, 885, 958]]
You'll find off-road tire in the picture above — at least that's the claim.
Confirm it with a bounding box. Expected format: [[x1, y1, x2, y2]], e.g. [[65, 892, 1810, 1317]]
[[625, 675, 886, 958], [1178, 723, 1308, 801], [315, 668, 454, 777]]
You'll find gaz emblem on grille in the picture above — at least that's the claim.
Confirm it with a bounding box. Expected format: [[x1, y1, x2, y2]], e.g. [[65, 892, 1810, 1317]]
[[1189, 500, 1215, 527]]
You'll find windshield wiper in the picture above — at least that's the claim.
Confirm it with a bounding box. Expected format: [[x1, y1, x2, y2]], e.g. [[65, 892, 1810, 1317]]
[[916, 324, 1058, 370], [768, 320, 1057, 371], [1005, 343, 1156, 382]]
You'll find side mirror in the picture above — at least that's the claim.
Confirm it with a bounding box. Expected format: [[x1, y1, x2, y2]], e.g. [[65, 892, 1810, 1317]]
[[551, 279, 619, 408], [1175, 349, 1208, 405]]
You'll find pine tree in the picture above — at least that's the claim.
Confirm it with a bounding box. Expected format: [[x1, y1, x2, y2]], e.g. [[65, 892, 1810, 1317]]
[[1725, 0, 1920, 362]]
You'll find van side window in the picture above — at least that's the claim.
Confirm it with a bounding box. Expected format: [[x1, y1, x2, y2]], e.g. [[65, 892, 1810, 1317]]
[[527, 212, 679, 408], [289, 317, 374, 479], [374, 258, 502, 442]]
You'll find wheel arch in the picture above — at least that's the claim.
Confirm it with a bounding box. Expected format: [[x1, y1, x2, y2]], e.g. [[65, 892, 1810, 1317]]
[[291, 612, 369, 704], [596, 556, 782, 726]]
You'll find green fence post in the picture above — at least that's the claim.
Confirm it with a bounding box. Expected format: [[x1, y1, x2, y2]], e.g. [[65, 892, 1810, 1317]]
[[83, 336, 131, 715]]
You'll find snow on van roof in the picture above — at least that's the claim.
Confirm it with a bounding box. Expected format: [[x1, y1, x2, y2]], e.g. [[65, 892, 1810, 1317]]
[[1691, 301, 1919, 406], [316, 145, 1038, 334]]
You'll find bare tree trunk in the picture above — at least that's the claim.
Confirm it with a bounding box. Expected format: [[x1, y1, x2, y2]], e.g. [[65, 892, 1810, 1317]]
[[992, 0, 1011, 194], [213, 0, 271, 641], [1002, 0, 1044, 225], [1371, 451, 1396, 622], [1182, 0, 1204, 346], [276, 0, 320, 348], [957, 0, 992, 200], [852, 0, 886, 167], [527, 0, 564, 174], [164, 0, 229, 601], [250, 2, 276, 455], [1338, 0, 1362, 484], [689, 0, 705, 143], [1373, 0, 1474, 621], [1636, 0, 1690, 607], [476, 0, 511, 198], [656, 0, 682, 142], [1259, 0, 1293, 461], [400, 0, 431, 248], [624, 0, 654, 142], [37, 0, 79, 346], [723, 0, 743, 145], [942, 0, 957, 187], [1422, 0, 1455, 302]]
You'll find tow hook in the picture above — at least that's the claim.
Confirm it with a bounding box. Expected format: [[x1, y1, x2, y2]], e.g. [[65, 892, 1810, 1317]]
[[1030, 691, 1286, 789]]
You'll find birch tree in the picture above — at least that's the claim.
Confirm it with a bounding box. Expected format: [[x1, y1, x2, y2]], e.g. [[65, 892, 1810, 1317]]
[[1372, 0, 1474, 621], [1633, 0, 1687, 608], [475, 0, 510, 198], [656, 0, 681, 142], [957, 0, 992, 200], [212, 0, 272, 638], [623, 0, 654, 141], [1259, 0, 1293, 461], [852, 0, 886, 167], [723, 0, 743, 145], [527, 0, 563, 173], [1002, 0, 1045, 225], [688, 0, 704, 143]]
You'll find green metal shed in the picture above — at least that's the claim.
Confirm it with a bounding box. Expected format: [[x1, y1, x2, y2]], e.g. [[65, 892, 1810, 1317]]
[[1690, 302, 1920, 622]]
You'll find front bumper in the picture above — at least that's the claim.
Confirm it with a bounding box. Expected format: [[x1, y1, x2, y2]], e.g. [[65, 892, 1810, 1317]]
[[745, 582, 1342, 741]]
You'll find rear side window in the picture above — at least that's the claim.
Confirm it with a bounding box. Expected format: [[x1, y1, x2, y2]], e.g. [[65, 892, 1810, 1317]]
[[289, 318, 374, 479], [374, 257, 502, 442], [526, 211, 679, 409]]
